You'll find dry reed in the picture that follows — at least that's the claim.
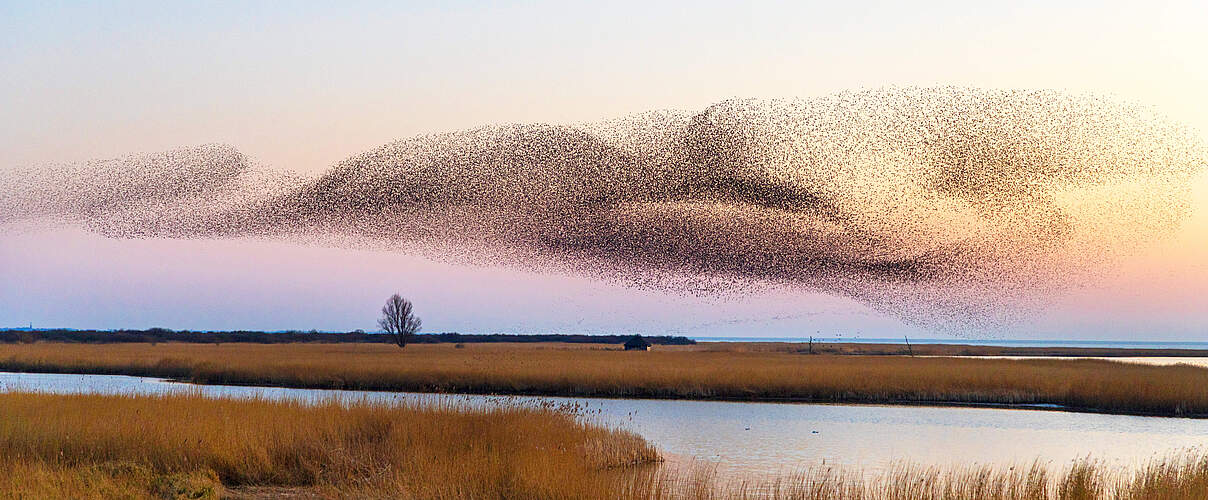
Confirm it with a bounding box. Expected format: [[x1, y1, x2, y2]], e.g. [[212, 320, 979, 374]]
[[1, 391, 1207, 498], [0, 391, 659, 499], [2, 342, 1207, 416]]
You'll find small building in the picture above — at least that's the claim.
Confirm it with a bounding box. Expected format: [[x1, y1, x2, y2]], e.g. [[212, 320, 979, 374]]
[[623, 335, 652, 351]]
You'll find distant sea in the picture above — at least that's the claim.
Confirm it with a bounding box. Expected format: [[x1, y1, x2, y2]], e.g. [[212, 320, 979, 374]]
[[691, 337, 1208, 350]]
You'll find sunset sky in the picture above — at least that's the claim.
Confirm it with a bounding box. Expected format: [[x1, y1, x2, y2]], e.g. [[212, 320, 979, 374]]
[[2, 1, 1205, 338]]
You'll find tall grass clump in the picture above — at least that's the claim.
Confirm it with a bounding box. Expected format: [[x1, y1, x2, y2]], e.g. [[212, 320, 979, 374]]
[[1116, 452, 1208, 500], [0, 391, 660, 499], [651, 455, 1208, 499]]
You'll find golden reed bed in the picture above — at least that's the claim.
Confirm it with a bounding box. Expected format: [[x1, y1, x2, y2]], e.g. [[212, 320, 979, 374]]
[[0, 391, 1206, 499], [2, 342, 1208, 416], [0, 391, 659, 499]]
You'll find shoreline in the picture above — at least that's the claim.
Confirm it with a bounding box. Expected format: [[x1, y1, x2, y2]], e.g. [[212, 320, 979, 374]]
[[2, 365, 1205, 419], [5, 389, 1208, 499], [4, 341, 1208, 418]]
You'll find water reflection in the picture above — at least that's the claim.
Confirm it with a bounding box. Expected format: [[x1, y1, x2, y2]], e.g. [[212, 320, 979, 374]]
[[940, 356, 1208, 368], [1, 371, 1205, 476]]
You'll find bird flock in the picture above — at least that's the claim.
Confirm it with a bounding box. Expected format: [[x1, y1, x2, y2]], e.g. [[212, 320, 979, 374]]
[[3, 87, 1204, 333]]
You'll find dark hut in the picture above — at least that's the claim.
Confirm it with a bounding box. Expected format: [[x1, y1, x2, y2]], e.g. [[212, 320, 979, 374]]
[[623, 335, 651, 351]]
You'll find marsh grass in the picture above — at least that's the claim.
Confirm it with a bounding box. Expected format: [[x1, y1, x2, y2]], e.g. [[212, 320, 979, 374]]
[[2, 391, 1208, 498], [2, 342, 1208, 416], [649, 456, 1208, 499], [0, 391, 660, 499]]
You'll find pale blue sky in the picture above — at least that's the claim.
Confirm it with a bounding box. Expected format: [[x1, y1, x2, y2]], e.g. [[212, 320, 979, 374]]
[[4, 1, 1206, 172]]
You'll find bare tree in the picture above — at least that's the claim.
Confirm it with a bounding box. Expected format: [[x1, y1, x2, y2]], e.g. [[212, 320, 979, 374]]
[[378, 294, 422, 348]]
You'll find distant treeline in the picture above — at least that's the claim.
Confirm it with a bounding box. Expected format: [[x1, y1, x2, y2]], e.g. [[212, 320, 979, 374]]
[[0, 329, 695, 345]]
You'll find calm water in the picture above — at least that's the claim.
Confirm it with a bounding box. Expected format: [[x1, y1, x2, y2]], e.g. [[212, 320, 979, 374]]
[[2, 371, 1205, 476], [938, 356, 1208, 368]]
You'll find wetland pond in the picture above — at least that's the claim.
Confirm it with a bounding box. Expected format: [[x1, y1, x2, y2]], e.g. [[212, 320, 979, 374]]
[[2, 370, 1205, 478]]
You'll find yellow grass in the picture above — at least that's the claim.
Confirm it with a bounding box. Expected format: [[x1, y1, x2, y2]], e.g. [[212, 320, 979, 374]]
[[2, 342, 1207, 416], [666, 456, 1208, 499], [0, 391, 660, 499], [2, 391, 1208, 499]]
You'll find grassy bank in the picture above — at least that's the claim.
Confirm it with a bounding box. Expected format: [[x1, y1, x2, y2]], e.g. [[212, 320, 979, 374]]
[[3, 391, 1208, 499], [0, 391, 660, 499], [2, 342, 1208, 416]]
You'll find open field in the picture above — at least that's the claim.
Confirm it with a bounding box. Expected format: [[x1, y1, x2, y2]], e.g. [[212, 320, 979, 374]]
[[3, 391, 1208, 499], [0, 328, 695, 346], [7, 329, 1206, 357], [3, 342, 1208, 416]]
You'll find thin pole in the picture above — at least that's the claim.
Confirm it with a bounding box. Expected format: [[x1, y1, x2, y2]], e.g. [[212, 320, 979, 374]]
[[904, 336, 914, 357]]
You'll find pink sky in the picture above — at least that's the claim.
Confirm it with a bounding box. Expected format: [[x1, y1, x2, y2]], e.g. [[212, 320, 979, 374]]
[[2, 202, 1205, 339], [2, 2, 1206, 338]]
